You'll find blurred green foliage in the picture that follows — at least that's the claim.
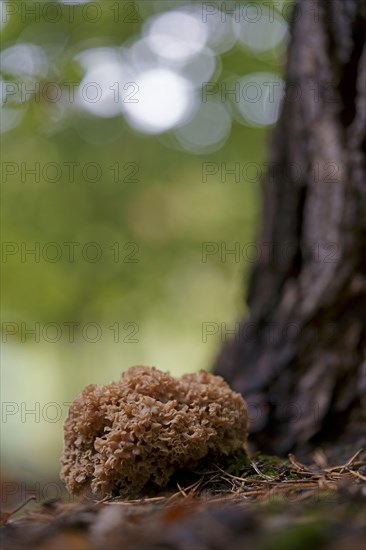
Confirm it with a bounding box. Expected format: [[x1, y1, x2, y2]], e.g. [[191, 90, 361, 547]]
[[1, 0, 288, 481]]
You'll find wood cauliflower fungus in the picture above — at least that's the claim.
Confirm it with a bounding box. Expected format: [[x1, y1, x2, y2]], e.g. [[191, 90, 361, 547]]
[[60, 366, 248, 498]]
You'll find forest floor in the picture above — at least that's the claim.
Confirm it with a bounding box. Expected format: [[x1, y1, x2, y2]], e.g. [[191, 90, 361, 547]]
[[1, 449, 365, 550]]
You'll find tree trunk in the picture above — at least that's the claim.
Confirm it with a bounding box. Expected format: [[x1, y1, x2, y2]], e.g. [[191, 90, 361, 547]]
[[214, 0, 366, 456]]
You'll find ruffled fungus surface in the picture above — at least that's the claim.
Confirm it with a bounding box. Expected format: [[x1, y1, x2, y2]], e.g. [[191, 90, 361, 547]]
[[60, 366, 248, 498]]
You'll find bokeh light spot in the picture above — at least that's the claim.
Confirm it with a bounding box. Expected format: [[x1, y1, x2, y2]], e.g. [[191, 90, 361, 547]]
[[124, 68, 194, 134], [0, 43, 49, 77], [175, 100, 231, 153], [234, 5, 288, 54], [145, 10, 208, 63], [234, 72, 285, 127]]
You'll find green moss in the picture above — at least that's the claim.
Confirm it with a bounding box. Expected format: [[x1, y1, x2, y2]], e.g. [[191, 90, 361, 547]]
[[225, 449, 251, 476], [261, 522, 329, 550], [255, 454, 284, 476]]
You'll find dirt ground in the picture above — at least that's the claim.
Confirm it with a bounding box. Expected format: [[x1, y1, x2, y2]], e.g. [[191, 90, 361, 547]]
[[1, 449, 365, 550]]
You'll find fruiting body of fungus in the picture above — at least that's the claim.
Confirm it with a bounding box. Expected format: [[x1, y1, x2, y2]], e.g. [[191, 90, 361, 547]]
[[60, 366, 248, 498]]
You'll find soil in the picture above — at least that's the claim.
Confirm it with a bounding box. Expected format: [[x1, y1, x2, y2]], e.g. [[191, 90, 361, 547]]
[[1, 449, 365, 550]]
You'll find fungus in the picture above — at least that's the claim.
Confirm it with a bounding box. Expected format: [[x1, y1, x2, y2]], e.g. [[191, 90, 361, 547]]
[[60, 366, 248, 498]]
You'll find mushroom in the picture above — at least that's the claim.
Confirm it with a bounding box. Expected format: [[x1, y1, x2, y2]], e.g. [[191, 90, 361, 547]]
[[60, 366, 248, 498]]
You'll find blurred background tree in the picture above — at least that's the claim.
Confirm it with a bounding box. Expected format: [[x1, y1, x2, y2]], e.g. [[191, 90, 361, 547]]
[[1, 0, 290, 486], [215, 0, 366, 457]]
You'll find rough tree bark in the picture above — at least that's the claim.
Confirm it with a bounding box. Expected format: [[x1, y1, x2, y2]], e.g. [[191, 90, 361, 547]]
[[214, 0, 366, 456]]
